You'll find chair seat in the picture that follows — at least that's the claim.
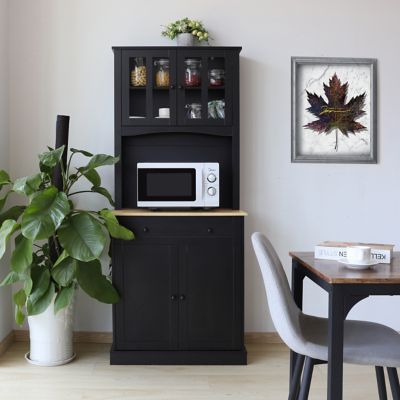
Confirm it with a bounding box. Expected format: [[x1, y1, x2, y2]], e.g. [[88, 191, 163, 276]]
[[299, 314, 400, 367]]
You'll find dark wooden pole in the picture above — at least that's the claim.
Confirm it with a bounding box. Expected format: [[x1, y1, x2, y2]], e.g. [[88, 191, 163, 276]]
[[53, 115, 70, 191], [50, 115, 70, 263]]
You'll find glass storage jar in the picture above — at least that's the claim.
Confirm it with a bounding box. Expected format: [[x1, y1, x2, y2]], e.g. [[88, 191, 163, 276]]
[[154, 59, 170, 87], [186, 103, 202, 119], [184, 59, 202, 87], [209, 69, 225, 87], [131, 57, 147, 87]]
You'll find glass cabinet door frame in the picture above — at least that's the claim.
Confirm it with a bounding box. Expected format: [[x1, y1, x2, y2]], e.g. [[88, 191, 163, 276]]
[[121, 49, 177, 126], [177, 49, 233, 126]]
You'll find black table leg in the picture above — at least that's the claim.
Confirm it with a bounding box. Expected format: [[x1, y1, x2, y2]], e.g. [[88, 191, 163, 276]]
[[327, 285, 345, 400], [290, 260, 305, 391]]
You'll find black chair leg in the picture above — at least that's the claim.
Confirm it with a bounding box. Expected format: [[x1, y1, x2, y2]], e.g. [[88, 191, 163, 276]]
[[298, 357, 314, 400], [375, 366, 388, 400], [288, 354, 305, 400], [387, 367, 400, 400]]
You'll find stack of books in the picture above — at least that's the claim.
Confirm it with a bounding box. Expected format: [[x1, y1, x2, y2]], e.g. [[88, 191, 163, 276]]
[[314, 241, 394, 264]]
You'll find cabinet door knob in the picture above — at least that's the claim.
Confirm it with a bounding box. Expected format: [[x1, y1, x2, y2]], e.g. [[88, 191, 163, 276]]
[[179, 294, 186, 301], [171, 294, 178, 301], [178, 84, 184, 90], [143, 227, 149, 233], [207, 227, 214, 233], [170, 84, 175, 89]]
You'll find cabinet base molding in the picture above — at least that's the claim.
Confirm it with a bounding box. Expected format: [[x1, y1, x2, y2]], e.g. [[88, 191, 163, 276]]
[[110, 346, 247, 365]]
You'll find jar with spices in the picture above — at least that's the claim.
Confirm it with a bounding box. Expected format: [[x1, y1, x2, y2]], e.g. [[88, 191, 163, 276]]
[[209, 69, 225, 87], [184, 59, 202, 87], [154, 59, 170, 87], [131, 57, 147, 87], [186, 103, 202, 119]]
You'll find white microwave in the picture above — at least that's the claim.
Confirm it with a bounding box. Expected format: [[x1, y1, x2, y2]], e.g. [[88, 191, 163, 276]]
[[137, 162, 219, 208]]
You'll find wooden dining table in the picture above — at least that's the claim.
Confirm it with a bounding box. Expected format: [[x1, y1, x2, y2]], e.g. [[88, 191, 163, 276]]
[[289, 251, 400, 400]]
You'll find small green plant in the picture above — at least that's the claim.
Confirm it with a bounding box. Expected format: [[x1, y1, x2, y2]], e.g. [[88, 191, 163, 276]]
[[0, 146, 134, 324], [161, 17, 210, 42]]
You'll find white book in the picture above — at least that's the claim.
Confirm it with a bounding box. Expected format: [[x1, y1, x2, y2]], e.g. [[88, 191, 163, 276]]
[[315, 241, 394, 264]]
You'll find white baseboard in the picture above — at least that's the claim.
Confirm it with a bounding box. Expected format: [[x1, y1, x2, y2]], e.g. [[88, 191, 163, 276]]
[[0, 330, 283, 356]]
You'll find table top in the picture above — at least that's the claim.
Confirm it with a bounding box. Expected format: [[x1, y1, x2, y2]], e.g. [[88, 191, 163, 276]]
[[289, 252, 400, 284], [113, 208, 248, 217]]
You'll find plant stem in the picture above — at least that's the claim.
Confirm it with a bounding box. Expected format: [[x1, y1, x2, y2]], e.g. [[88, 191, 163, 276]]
[[68, 190, 93, 197]]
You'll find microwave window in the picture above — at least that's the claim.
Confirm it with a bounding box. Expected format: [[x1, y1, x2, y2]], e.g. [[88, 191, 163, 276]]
[[138, 168, 196, 201]]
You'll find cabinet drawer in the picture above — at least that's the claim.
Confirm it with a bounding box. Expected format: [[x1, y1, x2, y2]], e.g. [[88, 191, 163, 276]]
[[117, 216, 237, 238]]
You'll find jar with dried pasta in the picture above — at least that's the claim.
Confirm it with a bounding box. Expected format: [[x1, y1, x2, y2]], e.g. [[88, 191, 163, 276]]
[[131, 58, 147, 87], [154, 59, 170, 87]]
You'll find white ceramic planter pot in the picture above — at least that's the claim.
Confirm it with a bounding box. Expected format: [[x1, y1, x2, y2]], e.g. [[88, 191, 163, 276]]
[[26, 295, 75, 366]]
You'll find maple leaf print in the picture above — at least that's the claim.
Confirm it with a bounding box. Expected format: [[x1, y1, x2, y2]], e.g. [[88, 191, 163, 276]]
[[304, 73, 367, 151]]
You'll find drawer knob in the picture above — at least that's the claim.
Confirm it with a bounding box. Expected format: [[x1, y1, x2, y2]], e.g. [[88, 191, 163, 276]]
[[171, 294, 178, 301], [143, 227, 149, 233], [207, 227, 214, 233], [179, 294, 186, 301]]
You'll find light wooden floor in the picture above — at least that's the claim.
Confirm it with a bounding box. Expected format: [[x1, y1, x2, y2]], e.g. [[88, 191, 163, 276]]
[[0, 342, 386, 399]]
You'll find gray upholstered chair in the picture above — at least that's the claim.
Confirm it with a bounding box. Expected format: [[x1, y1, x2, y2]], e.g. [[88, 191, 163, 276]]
[[251, 232, 400, 400]]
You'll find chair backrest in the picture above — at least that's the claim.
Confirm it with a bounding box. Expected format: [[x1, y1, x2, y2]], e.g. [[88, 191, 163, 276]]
[[251, 232, 305, 352]]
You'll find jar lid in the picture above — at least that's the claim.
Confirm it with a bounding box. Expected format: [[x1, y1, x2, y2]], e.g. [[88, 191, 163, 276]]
[[210, 69, 225, 74], [155, 58, 169, 65], [187, 103, 202, 109], [185, 59, 201, 66]]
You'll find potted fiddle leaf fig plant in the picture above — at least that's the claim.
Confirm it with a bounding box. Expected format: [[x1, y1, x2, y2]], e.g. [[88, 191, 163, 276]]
[[0, 145, 134, 366]]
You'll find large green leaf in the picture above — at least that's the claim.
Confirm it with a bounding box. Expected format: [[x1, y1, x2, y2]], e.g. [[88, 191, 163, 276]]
[[0, 219, 18, 259], [27, 282, 55, 316], [83, 169, 101, 187], [0, 206, 25, 226], [15, 305, 25, 325], [70, 148, 93, 157], [54, 285, 75, 314], [52, 255, 76, 286], [24, 276, 33, 296], [0, 170, 11, 188], [29, 266, 50, 304], [0, 192, 10, 212], [13, 173, 43, 196], [76, 259, 119, 303], [0, 271, 20, 287], [39, 146, 65, 169], [91, 186, 115, 206], [100, 209, 134, 240], [21, 186, 70, 240], [84, 154, 119, 171], [11, 234, 33, 273], [58, 213, 106, 262], [13, 289, 26, 306]]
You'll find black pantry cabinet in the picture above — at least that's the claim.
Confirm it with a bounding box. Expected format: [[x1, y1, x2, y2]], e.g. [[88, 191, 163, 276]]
[[111, 46, 246, 365]]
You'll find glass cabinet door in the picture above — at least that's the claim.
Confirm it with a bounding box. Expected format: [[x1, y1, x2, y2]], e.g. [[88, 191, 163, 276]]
[[121, 50, 177, 126], [177, 50, 232, 126]]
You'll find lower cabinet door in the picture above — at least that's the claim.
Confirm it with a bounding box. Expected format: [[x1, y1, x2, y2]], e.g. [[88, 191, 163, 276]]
[[113, 241, 179, 350], [178, 237, 243, 350]]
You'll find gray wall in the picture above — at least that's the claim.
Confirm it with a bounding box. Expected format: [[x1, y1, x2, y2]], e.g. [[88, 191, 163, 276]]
[[7, 0, 400, 333], [0, 0, 12, 341]]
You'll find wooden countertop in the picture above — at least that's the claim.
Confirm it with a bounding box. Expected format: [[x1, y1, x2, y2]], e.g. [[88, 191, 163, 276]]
[[290, 252, 400, 284], [113, 208, 248, 217]]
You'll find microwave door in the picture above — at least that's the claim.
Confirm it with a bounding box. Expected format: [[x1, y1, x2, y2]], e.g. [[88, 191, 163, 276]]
[[137, 168, 198, 207]]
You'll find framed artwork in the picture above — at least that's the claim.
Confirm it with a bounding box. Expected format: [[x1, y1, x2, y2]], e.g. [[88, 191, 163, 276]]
[[291, 57, 377, 163]]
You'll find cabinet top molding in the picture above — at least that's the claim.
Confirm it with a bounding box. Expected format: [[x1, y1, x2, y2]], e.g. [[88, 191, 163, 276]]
[[112, 46, 242, 52], [112, 208, 248, 217]]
